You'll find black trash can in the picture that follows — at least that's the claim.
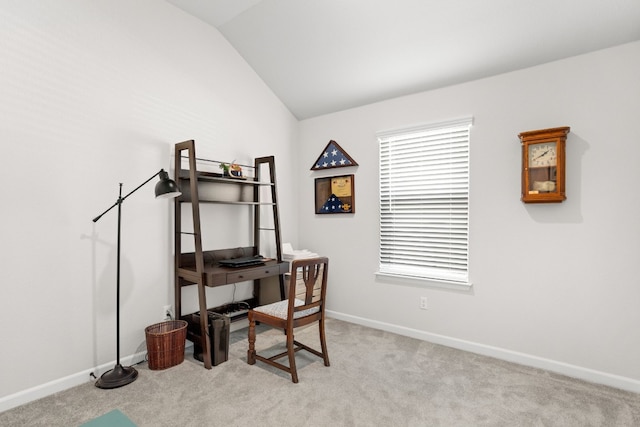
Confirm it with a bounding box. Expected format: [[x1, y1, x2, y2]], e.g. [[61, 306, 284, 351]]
[[189, 311, 230, 366]]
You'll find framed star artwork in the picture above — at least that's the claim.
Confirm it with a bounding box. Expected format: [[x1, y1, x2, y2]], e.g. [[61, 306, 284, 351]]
[[314, 175, 355, 214], [310, 140, 358, 170]]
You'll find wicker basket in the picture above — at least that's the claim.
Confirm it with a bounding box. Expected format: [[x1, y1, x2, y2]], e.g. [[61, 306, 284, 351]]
[[145, 320, 188, 370]]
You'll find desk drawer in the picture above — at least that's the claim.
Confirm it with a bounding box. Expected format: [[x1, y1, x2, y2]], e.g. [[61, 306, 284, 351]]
[[226, 265, 280, 282]]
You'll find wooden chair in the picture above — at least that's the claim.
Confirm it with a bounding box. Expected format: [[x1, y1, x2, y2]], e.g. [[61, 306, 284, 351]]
[[247, 257, 330, 383]]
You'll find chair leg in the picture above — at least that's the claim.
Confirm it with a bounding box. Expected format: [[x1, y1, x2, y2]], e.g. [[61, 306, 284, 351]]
[[319, 318, 330, 367], [247, 315, 256, 365], [287, 331, 299, 383]]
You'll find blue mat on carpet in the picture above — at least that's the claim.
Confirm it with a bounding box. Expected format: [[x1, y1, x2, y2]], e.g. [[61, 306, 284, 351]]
[[79, 409, 136, 427]]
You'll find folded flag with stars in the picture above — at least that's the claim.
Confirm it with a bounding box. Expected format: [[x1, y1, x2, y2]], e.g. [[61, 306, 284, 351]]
[[319, 193, 352, 213], [311, 140, 358, 170]]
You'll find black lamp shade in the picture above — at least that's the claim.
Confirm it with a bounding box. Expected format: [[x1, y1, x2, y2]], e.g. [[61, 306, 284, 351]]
[[155, 170, 181, 199]]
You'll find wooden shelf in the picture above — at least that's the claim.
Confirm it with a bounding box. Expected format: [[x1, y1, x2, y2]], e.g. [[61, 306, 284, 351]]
[[173, 140, 285, 369], [178, 169, 274, 186]]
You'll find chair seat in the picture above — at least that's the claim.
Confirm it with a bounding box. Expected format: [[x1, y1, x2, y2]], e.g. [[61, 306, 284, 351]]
[[253, 298, 319, 320]]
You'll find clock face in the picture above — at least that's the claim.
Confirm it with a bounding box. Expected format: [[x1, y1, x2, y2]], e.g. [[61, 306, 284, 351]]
[[528, 142, 557, 167]]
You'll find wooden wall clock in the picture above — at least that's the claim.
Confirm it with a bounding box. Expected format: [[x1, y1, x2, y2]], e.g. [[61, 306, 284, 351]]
[[518, 126, 570, 203]]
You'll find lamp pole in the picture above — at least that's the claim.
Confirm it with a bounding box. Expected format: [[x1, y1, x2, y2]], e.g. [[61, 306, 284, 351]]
[[93, 169, 180, 389]]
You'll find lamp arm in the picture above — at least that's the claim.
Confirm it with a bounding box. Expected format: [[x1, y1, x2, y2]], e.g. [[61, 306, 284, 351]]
[[92, 169, 165, 223], [120, 169, 164, 202]]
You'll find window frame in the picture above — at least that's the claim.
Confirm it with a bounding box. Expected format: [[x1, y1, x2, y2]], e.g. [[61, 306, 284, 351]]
[[376, 117, 473, 288]]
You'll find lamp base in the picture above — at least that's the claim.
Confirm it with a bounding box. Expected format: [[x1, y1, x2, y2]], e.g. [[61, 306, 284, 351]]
[[95, 363, 138, 389]]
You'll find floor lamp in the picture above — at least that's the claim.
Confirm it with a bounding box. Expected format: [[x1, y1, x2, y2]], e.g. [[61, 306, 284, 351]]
[[92, 169, 181, 389]]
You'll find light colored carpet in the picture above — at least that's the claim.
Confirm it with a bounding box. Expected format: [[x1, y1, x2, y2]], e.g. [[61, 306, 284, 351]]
[[1, 318, 638, 426]]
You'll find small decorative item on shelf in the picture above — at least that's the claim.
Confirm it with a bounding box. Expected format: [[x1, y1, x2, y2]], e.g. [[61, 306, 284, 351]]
[[230, 162, 243, 178], [219, 162, 230, 176], [219, 161, 243, 178]]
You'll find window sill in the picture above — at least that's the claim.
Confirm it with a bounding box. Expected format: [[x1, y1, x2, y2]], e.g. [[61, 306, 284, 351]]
[[375, 271, 472, 292]]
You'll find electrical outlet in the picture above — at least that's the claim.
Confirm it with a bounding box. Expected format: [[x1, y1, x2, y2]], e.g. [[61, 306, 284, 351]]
[[163, 305, 173, 320], [419, 296, 428, 310]]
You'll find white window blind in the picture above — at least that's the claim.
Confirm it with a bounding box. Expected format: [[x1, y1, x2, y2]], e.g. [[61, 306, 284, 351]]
[[377, 117, 472, 284]]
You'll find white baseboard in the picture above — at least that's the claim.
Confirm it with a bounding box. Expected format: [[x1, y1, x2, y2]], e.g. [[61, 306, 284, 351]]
[[0, 351, 146, 414], [326, 310, 640, 394]]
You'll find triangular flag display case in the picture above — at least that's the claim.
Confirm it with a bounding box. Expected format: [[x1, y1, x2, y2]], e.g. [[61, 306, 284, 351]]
[[310, 140, 358, 170]]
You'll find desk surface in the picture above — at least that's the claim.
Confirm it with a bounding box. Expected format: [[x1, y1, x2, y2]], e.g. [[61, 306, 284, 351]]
[[178, 259, 289, 287]]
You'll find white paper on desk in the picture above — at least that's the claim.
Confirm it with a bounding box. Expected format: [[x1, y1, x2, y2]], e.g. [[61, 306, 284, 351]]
[[282, 242, 294, 254], [282, 243, 319, 266]]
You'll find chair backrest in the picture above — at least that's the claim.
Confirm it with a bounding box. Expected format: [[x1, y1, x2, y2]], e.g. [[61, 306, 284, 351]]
[[287, 257, 329, 322]]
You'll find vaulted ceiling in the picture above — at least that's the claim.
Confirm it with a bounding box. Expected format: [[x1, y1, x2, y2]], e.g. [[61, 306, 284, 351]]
[[165, 0, 640, 119]]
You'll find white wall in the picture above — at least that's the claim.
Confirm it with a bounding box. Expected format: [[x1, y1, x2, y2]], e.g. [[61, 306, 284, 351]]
[[298, 41, 640, 392], [0, 0, 298, 406], [2, 0, 639, 412]]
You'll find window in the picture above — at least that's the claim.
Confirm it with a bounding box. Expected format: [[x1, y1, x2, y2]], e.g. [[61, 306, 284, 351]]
[[377, 117, 472, 285]]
